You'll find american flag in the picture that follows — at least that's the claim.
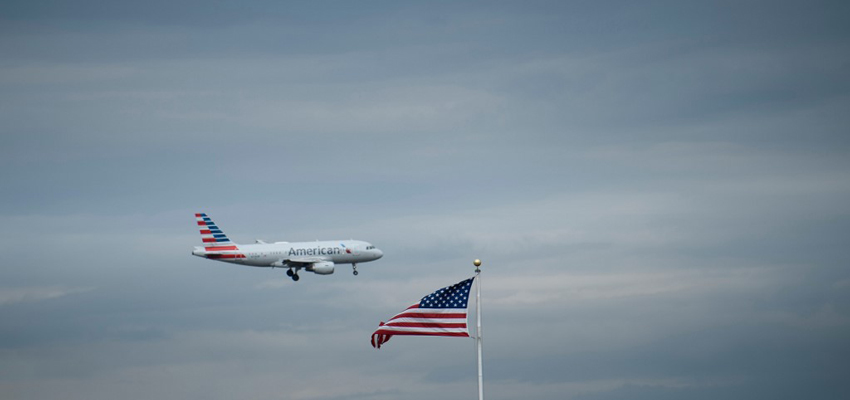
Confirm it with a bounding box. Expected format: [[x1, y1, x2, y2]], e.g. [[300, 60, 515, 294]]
[[371, 277, 475, 349]]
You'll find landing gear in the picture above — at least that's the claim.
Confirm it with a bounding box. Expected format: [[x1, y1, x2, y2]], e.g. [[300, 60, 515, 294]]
[[286, 268, 299, 281], [352, 263, 359, 276]]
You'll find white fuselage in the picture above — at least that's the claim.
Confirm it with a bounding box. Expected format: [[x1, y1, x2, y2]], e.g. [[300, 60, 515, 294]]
[[192, 239, 383, 268], [191, 212, 382, 280]]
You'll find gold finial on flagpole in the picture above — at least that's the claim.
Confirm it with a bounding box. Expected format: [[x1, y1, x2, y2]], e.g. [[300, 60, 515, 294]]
[[474, 259, 481, 273]]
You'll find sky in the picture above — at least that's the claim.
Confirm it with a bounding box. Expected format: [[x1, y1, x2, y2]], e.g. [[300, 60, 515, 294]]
[[1, 1, 849, 399]]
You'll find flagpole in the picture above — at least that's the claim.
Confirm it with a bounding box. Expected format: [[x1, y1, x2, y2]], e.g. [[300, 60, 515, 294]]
[[474, 259, 484, 400]]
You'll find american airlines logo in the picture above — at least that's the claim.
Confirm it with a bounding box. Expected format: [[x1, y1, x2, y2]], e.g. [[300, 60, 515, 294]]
[[288, 246, 345, 256]]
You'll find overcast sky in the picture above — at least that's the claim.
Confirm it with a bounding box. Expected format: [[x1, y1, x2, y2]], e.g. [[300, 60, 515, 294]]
[[1, 1, 849, 399]]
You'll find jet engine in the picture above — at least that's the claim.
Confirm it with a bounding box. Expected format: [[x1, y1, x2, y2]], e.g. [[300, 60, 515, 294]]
[[308, 261, 335, 275]]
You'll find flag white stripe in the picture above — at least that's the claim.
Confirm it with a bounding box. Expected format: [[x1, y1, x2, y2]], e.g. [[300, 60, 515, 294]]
[[377, 326, 468, 333], [386, 307, 467, 319], [395, 307, 467, 314], [386, 317, 466, 324]]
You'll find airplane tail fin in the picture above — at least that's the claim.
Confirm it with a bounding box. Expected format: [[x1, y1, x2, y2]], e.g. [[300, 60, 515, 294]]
[[195, 213, 234, 245]]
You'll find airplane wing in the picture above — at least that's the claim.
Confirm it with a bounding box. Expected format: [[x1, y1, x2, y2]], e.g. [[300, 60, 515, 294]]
[[287, 257, 324, 264], [272, 257, 325, 267]]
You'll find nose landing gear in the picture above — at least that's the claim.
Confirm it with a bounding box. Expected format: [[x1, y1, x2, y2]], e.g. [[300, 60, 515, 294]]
[[352, 263, 359, 276]]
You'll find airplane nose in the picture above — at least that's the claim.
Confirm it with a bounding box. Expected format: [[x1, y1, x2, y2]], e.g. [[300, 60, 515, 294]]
[[375, 249, 383, 259]]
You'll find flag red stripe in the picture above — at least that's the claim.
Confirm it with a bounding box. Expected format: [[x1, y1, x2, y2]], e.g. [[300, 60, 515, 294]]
[[384, 322, 467, 328], [373, 330, 469, 337], [389, 312, 467, 320]]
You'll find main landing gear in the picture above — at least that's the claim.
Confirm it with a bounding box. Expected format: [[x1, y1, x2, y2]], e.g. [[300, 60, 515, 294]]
[[352, 263, 359, 276], [286, 268, 299, 282]]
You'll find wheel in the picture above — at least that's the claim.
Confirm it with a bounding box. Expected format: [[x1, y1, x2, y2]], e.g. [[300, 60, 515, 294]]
[[353, 270, 359, 276], [292, 274, 300, 282], [286, 269, 294, 277]]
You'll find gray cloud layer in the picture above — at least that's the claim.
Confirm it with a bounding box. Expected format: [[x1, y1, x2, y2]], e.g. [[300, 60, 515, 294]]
[[1, 1, 849, 399]]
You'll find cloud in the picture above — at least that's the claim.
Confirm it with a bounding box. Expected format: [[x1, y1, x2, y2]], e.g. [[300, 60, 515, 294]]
[[0, 286, 93, 306]]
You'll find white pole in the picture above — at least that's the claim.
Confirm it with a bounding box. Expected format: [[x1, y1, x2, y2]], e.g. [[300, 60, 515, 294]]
[[474, 259, 484, 400]]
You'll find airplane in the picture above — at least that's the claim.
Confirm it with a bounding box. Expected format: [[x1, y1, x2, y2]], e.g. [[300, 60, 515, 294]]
[[191, 213, 383, 281]]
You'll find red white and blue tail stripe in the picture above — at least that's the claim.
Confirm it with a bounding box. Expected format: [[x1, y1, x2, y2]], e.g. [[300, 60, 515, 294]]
[[196, 213, 233, 244], [194, 213, 244, 259]]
